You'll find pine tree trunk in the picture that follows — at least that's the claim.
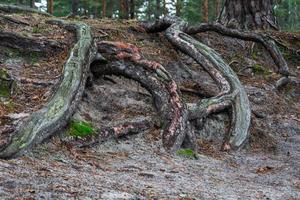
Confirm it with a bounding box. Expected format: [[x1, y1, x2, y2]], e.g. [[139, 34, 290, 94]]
[[107, 1, 112, 18], [176, 0, 182, 17], [218, 0, 278, 30], [130, 0, 135, 19], [163, 0, 167, 16], [120, 0, 129, 19], [72, 0, 79, 16], [155, 0, 160, 19], [215, 0, 221, 19], [203, 0, 209, 22], [101, 0, 106, 18], [30, 0, 35, 8], [17, 0, 24, 5], [47, 0, 53, 14]]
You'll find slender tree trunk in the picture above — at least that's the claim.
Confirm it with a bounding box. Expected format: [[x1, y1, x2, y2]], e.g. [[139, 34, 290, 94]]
[[47, 0, 53, 15], [203, 0, 209, 22], [30, 0, 35, 8], [215, 0, 221, 19], [218, 0, 278, 30], [146, 0, 151, 20], [120, 0, 129, 19], [155, 0, 160, 19], [72, 0, 79, 16], [17, 0, 24, 5], [101, 0, 106, 18], [175, 0, 182, 17], [107, 0, 112, 18], [163, 0, 167, 16], [130, 0, 135, 19]]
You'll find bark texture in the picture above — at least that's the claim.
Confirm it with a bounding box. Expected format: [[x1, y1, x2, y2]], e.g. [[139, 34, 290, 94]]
[[0, 18, 97, 158], [218, 0, 278, 30], [203, 0, 209, 22], [47, 0, 54, 15]]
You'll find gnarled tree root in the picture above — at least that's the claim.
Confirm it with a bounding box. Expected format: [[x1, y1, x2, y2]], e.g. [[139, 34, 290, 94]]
[[92, 41, 197, 153], [145, 19, 290, 86], [144, 16, 251, 150], [0, 20, 97, 158], [185, 23, 290, 76]]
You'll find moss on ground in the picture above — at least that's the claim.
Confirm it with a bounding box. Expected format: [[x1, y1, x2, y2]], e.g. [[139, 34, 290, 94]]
[[0, 68, 13, 97], [176, 148, 198, 159], [67, 120, 96, 138]]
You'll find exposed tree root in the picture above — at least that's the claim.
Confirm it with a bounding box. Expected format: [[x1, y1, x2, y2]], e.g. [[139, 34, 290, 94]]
[[78, 119, 153, 148], [144, 16, 251, 150], [186, 23, 289, 76], [93, 41, 197, 153], [0, 30, 62, 53], [145, 20, 289, 76], [0, 20, 97, 158]]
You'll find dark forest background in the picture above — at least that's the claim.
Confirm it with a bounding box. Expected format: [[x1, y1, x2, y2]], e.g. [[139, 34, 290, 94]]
[[1, 0, 299, 30]]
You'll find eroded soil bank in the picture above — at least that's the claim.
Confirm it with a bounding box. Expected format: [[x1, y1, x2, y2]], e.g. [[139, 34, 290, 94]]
[[0, 18, 299, 199]]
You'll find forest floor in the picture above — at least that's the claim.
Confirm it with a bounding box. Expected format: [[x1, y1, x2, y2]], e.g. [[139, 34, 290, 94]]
[[0, 15, 300, 200]]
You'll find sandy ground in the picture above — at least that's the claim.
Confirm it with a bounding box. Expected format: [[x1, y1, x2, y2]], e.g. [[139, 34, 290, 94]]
[[0, 75, 299, 200]]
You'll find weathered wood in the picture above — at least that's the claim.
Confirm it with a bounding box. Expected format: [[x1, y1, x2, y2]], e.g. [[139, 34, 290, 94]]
[[0, 20, 97, 158], [144, 16, 251, 150]]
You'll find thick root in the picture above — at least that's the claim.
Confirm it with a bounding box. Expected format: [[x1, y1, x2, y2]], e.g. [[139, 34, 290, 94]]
[[144, 16, 251, 150], [93, 41, 197, 153], [186, 23, 290, 76], [0, 20, 97, 158]]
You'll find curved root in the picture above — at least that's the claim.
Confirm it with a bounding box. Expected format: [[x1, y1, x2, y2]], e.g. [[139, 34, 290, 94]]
[[92, 41, 197, 153], [144, 16, 251, 150]]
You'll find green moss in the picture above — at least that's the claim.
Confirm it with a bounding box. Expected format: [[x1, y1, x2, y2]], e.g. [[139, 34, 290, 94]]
[[67, 120, 95, 138], [27, 52, 42, 64], [176, 148, 198, 159], [32, 26, 43, 34], [5, 99, 15, 112], [4, 48, 20, 58], [0, 68, 14, 98], [252, 64, 272, 76]]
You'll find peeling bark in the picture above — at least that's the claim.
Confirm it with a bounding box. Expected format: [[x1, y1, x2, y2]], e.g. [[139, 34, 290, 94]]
[[144, 16, 251, 150]]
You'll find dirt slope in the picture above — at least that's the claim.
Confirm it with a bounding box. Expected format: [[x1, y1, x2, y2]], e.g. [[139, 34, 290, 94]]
[[0, 19, 299, 199]]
